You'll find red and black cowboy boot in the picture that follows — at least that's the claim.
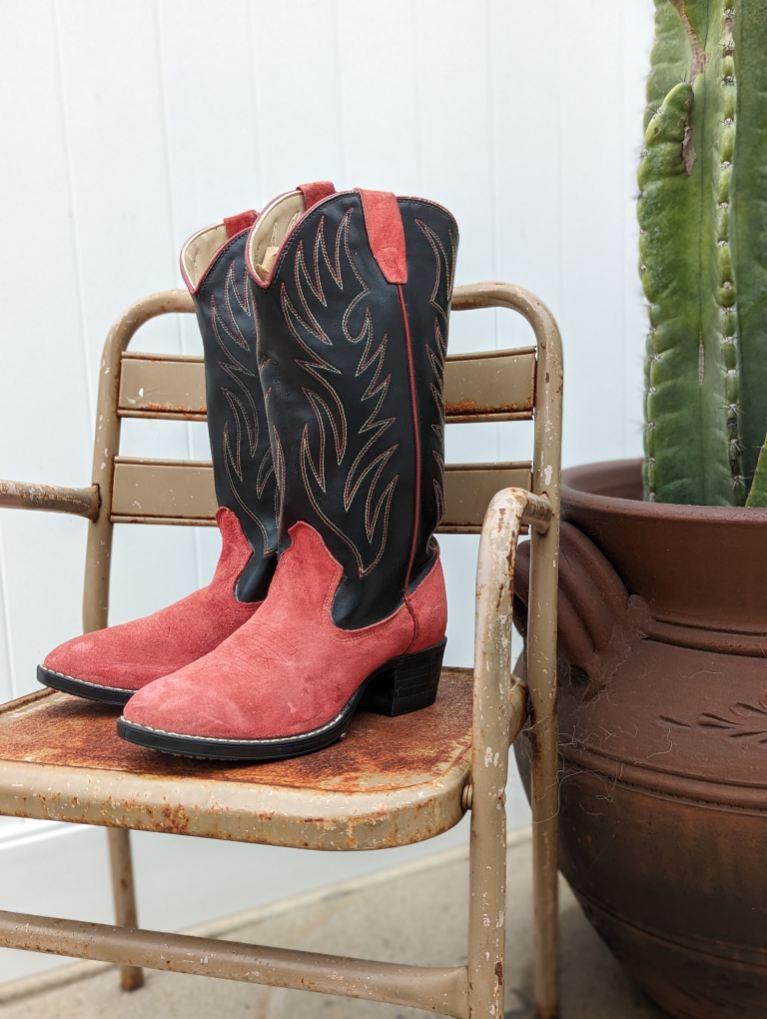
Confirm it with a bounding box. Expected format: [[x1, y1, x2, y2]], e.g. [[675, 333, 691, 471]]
[[38, 211, 279, 705], [118, 183, 458, 759]]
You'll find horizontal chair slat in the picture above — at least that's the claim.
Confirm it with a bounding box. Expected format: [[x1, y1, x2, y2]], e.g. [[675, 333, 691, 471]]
[[110, 458, 532, 532], [118, 348, 536, 424], [119, 354, 207, 421], [441, 463, 532, 531], [443, 348, 535, 421], [112, 459, 215, 523]]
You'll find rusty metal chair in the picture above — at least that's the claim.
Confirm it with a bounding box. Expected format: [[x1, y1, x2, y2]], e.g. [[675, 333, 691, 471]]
[[0, 282, 562, 1018]]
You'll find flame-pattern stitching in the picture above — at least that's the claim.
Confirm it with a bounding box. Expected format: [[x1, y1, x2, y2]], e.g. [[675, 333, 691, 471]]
[[209, 259, 277, 555], [279, 211, 401, 578]]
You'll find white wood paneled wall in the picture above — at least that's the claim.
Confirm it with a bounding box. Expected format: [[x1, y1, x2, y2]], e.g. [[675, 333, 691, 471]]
[[0, 0, 654, 983]]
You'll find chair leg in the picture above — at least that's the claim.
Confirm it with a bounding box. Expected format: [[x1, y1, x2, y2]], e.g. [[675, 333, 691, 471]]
[[529, 703, 558, 1019], [467, 776, 507, 1018], [526, 516, 560, 1019], [106, 829, 144, 991]]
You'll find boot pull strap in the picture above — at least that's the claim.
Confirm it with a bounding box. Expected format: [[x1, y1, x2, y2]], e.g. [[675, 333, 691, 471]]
[[297, 181, 336, 209], [224, 209, 258, 238], [357, 189, 408, 284]]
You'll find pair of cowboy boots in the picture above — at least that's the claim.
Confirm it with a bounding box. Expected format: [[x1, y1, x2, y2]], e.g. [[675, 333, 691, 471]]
[[39, 182, 458, 762]]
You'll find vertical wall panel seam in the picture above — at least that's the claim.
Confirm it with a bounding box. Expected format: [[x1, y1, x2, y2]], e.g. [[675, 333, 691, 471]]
[[332, 0, 349, 181], [50, 0, 95, 427], [554, 5, 566, 415], [620, 1, 630, 457], [246, 4, 267, 200], [411, 1, 425, 194], [152, 0, 205, 589], [485, 0, 502, 464]]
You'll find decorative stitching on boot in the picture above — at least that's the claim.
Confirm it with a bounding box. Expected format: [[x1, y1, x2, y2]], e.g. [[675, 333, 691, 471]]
[[207, 254, 279, 559], [281, 209, 400, 578]]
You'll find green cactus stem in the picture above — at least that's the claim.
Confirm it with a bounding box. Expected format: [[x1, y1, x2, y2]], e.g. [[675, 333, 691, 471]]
[[639, 1, 767, 506], [736, 1, 767, 505], [639, 1, 743, 505]]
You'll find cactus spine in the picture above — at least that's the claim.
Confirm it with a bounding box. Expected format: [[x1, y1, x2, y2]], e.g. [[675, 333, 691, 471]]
[[639, 1, 767, 505]]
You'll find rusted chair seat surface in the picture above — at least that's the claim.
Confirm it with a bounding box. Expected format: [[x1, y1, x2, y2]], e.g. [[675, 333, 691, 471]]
[[0, 669, 472, 850]]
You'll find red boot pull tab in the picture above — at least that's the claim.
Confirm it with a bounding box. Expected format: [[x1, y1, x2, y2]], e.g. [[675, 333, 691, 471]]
[[224, 210, 258, 238], [297, 181, 336, 209], [357, 189, 408, 285]]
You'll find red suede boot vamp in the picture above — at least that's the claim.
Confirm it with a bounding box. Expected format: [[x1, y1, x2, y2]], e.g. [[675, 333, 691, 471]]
[[122, 521, 447, 741], [43, 508, 259, 692]]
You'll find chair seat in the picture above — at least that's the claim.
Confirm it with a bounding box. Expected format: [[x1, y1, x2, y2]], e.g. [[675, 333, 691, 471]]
[[0, 668, 472, 850]]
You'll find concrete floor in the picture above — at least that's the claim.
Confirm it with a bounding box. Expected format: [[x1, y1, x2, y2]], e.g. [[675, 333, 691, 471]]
[[0, 829, 665, 1018]]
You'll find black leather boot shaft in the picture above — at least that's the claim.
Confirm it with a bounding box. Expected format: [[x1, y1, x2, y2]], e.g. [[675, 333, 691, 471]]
[[191, 228, 279, 601], [252, 191, 458, 628]]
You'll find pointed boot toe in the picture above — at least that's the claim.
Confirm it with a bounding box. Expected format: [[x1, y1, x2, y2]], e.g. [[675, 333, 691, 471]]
[[40, 634, 151, 706], [39, 509, 262, 705]]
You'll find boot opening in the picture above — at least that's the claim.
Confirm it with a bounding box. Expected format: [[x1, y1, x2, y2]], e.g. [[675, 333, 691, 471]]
[[248, 190, 305, 281], [181, 223, 229, 290]]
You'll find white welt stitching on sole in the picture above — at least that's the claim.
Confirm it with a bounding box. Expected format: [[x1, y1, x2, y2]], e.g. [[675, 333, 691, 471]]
[[121, 700, 356, 746], [42, 667, 134, 695]]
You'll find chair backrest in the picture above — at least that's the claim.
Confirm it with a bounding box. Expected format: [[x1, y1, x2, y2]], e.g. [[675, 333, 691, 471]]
[[82, 283, 562, 631]]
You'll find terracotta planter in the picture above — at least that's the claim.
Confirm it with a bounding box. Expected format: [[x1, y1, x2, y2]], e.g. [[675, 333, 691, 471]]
[[514, 458, 767, 1019]]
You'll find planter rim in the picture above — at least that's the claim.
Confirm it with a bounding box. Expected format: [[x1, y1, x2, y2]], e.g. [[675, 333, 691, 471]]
[[562, 457, 767, 525]]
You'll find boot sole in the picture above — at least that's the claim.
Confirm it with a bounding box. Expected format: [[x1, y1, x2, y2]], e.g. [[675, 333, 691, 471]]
[[37, 665, 134, 707], [116, 640, 447, 762]]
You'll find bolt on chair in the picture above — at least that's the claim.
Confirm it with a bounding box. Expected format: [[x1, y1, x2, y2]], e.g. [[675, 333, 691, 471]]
[[0, 281, 562, 1018]]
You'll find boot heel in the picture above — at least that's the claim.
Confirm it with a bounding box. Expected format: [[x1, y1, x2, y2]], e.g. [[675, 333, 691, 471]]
[[361, 640, 446, 717]]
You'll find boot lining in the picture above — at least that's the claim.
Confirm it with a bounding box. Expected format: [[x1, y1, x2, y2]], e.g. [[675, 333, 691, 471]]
[[249, 191, 305, 280], [181, 224, 229, 290]]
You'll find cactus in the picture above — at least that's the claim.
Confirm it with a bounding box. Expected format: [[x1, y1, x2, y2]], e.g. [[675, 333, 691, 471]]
[[639, 1, 767, 505]]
